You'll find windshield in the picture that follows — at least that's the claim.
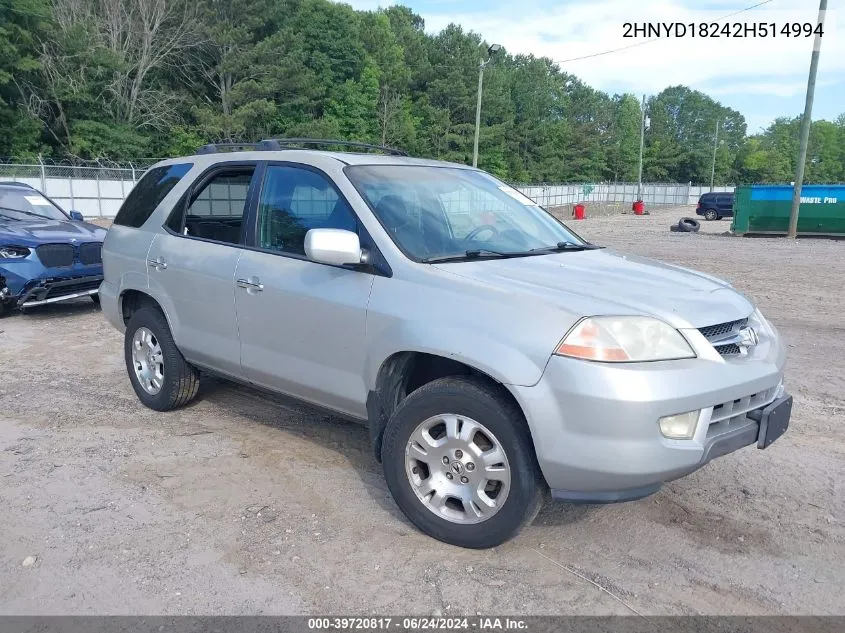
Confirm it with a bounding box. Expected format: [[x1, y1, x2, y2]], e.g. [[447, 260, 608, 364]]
[[0, 188, 69, 222], [345, 165, 586, 261]]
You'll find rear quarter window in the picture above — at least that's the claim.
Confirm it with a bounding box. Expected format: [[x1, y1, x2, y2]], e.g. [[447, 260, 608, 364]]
[[113, 163, 192, 228]]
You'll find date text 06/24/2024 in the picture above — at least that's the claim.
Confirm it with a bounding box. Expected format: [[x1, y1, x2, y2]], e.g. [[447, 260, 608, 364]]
[[623, 22, 824, 38]]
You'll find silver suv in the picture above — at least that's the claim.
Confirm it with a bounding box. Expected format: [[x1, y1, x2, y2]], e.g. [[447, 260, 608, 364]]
[[100, 139, 791, 549]]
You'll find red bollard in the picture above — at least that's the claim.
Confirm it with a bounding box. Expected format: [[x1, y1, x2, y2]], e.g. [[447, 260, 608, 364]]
[[573, 204, 586, 220]]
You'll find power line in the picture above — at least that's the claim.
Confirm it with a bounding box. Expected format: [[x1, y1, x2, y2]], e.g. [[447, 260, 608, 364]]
[[552, 0, 775, 65]]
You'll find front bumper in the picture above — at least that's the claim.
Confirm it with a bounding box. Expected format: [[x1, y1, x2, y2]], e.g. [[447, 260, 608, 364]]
[[509, 327, 788, 502], [17, 275, 103, 307]]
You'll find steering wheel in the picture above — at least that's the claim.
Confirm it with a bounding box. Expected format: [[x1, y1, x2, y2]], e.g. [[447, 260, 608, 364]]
[[465, 224, 499, 243]]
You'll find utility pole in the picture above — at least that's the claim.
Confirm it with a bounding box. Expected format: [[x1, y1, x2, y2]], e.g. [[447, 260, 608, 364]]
[[472, 43, 502, 168], [788, 0, 827, 239], [636, 94, 646, 201], [472, 61, 486, 168], [710, 119, 720, 193]]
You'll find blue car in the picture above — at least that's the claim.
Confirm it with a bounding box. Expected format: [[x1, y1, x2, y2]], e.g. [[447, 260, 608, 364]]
[[0, 182, 106, 314]]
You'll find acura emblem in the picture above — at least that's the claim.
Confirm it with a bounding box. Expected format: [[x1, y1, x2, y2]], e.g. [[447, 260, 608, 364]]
[[738, 326, 759, 348]]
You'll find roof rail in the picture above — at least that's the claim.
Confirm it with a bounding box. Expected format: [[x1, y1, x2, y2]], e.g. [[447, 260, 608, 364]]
[[196, 142, 261, 155], [258, 138, 408, 156]]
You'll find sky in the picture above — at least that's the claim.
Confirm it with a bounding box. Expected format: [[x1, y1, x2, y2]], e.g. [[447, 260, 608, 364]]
[[340, 0, 843, 135]]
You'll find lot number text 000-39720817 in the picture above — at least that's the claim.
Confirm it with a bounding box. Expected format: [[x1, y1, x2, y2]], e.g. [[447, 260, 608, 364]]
[[623, 22, 824, 39]]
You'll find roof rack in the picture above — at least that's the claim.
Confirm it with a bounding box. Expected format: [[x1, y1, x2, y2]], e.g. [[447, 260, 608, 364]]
[[258, 138, 408, 156], [196, 142, 261, 155]]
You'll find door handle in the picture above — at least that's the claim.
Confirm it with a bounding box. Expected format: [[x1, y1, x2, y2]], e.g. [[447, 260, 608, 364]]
[[146, 257, 167, 270], [236, 278, 263, 291]]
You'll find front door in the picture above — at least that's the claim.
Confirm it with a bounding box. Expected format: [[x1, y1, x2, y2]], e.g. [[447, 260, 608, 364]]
[[235, 164, 374, 418], [147, 164, 258, 378]]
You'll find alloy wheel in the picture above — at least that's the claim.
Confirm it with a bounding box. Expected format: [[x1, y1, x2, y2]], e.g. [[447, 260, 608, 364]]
[[404, 414, 511, 524], [131, 326, 164, 395]]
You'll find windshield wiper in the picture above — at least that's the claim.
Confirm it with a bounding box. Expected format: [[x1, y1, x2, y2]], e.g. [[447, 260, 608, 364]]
[[422, 242, 603, 264], [528, 242, 604, 254], [0, 206, 56, 220], [422, 248, 517, 264]]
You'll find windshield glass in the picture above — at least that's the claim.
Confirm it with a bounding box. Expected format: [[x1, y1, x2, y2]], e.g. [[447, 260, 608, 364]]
[[0, 188, 69, 221], [345, 165, 585, 261]]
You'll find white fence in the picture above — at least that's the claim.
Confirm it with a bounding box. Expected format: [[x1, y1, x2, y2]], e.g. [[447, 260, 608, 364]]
[[0, 162, 142, 218], [517, 183, 735, 209], [0, 161, 733, 218]]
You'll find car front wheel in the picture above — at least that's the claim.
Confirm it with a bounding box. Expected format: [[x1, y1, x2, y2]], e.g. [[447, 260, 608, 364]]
[[704, 209, 718, 221], [124, 306, 200, 411], [381, 376, 544, 548]]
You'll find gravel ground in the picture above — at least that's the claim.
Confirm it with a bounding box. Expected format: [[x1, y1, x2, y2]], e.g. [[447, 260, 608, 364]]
[[1, 205, 843, 615]]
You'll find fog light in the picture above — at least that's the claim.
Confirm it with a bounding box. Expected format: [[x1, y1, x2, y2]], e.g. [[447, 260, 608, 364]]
[[658, 411, 700, 440]]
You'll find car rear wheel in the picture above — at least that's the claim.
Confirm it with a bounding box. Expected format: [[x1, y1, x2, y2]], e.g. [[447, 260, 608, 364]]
[[124, 306, 199, 411], [381, 376, 544, 548], [704, 209, 718, 221]]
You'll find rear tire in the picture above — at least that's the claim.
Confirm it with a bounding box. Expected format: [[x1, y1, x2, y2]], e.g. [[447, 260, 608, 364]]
[[124, 306, 200, 411], [704, 209, 718, 221], [381, 376, 544, 549]]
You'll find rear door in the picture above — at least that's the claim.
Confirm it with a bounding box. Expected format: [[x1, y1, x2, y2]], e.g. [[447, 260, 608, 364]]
[[720, 193, 735, 214], [234, 162, 374, 418], [146, 162, 260, 378]]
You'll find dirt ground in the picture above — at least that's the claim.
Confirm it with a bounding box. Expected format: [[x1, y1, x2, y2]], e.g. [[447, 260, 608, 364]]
[[2, 205, 843, 616]]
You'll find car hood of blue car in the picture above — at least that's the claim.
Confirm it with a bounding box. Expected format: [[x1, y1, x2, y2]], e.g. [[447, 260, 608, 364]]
[[0, 218, 107, 247]]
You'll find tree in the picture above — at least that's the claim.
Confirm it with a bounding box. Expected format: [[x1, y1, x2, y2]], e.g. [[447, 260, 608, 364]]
[[2, 0, 840, 186], [0, 0, 50, 156]]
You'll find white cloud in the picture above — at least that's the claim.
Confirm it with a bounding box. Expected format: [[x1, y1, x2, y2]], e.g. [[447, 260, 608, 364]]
[[416, 0, 844, 96], [340, 0, 845, 123]]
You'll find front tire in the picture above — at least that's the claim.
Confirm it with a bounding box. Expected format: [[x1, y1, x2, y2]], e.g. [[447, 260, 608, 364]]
[[381, 376, 544, 548], [124, 306, 200, 411], [704, 209, 718, 221]]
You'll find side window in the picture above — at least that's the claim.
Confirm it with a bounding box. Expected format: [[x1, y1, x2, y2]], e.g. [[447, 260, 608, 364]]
[[114, 163, 192, 228], [256, 166, 357, 256], [167, 168, 254, 245]]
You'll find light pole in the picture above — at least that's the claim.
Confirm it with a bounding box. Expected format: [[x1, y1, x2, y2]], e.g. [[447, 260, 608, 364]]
[[788, 0, 827, 239], [473, 43, 502, 168]]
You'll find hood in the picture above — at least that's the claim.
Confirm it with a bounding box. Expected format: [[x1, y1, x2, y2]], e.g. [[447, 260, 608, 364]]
[[0, 218, 107, 247], [433, 249, 753, 329]]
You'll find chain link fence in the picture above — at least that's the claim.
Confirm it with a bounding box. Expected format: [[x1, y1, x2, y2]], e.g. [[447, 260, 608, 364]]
[[0, 159, 734, 219]]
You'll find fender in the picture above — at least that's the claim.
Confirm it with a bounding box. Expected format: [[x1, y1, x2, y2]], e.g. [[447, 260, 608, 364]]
[[364, 319, 548, 390]]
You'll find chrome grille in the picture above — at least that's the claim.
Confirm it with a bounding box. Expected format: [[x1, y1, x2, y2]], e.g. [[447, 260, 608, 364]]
[[36, 244, 74, 268], [717, 344, 741, 356], [698, 317, 750, 357], [78, 242, 102, 265], [699, 318, 747, 341]]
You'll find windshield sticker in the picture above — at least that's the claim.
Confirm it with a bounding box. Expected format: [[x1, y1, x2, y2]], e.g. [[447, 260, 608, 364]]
[[24, 195, 52, 206], [498, 186, 539, 206]]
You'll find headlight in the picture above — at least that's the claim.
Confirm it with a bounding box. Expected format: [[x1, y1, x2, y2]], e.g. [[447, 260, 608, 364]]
[[0, 246, 30, 259], [556, 316, 696, 362]]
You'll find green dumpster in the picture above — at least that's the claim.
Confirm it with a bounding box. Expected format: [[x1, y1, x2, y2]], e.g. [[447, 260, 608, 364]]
[[732, 185, 845, 236]]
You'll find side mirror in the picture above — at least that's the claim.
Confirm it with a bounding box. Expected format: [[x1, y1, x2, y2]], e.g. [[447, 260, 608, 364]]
[[69, 210, 84, 221], [304, 229, 364, 266]]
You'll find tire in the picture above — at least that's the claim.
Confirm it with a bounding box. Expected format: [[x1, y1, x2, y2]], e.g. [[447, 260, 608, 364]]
[[677, 217, 700, 233], [704, 209, 718, 221], [381, 376, 544, 549], [124, 306, 200, 411]]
